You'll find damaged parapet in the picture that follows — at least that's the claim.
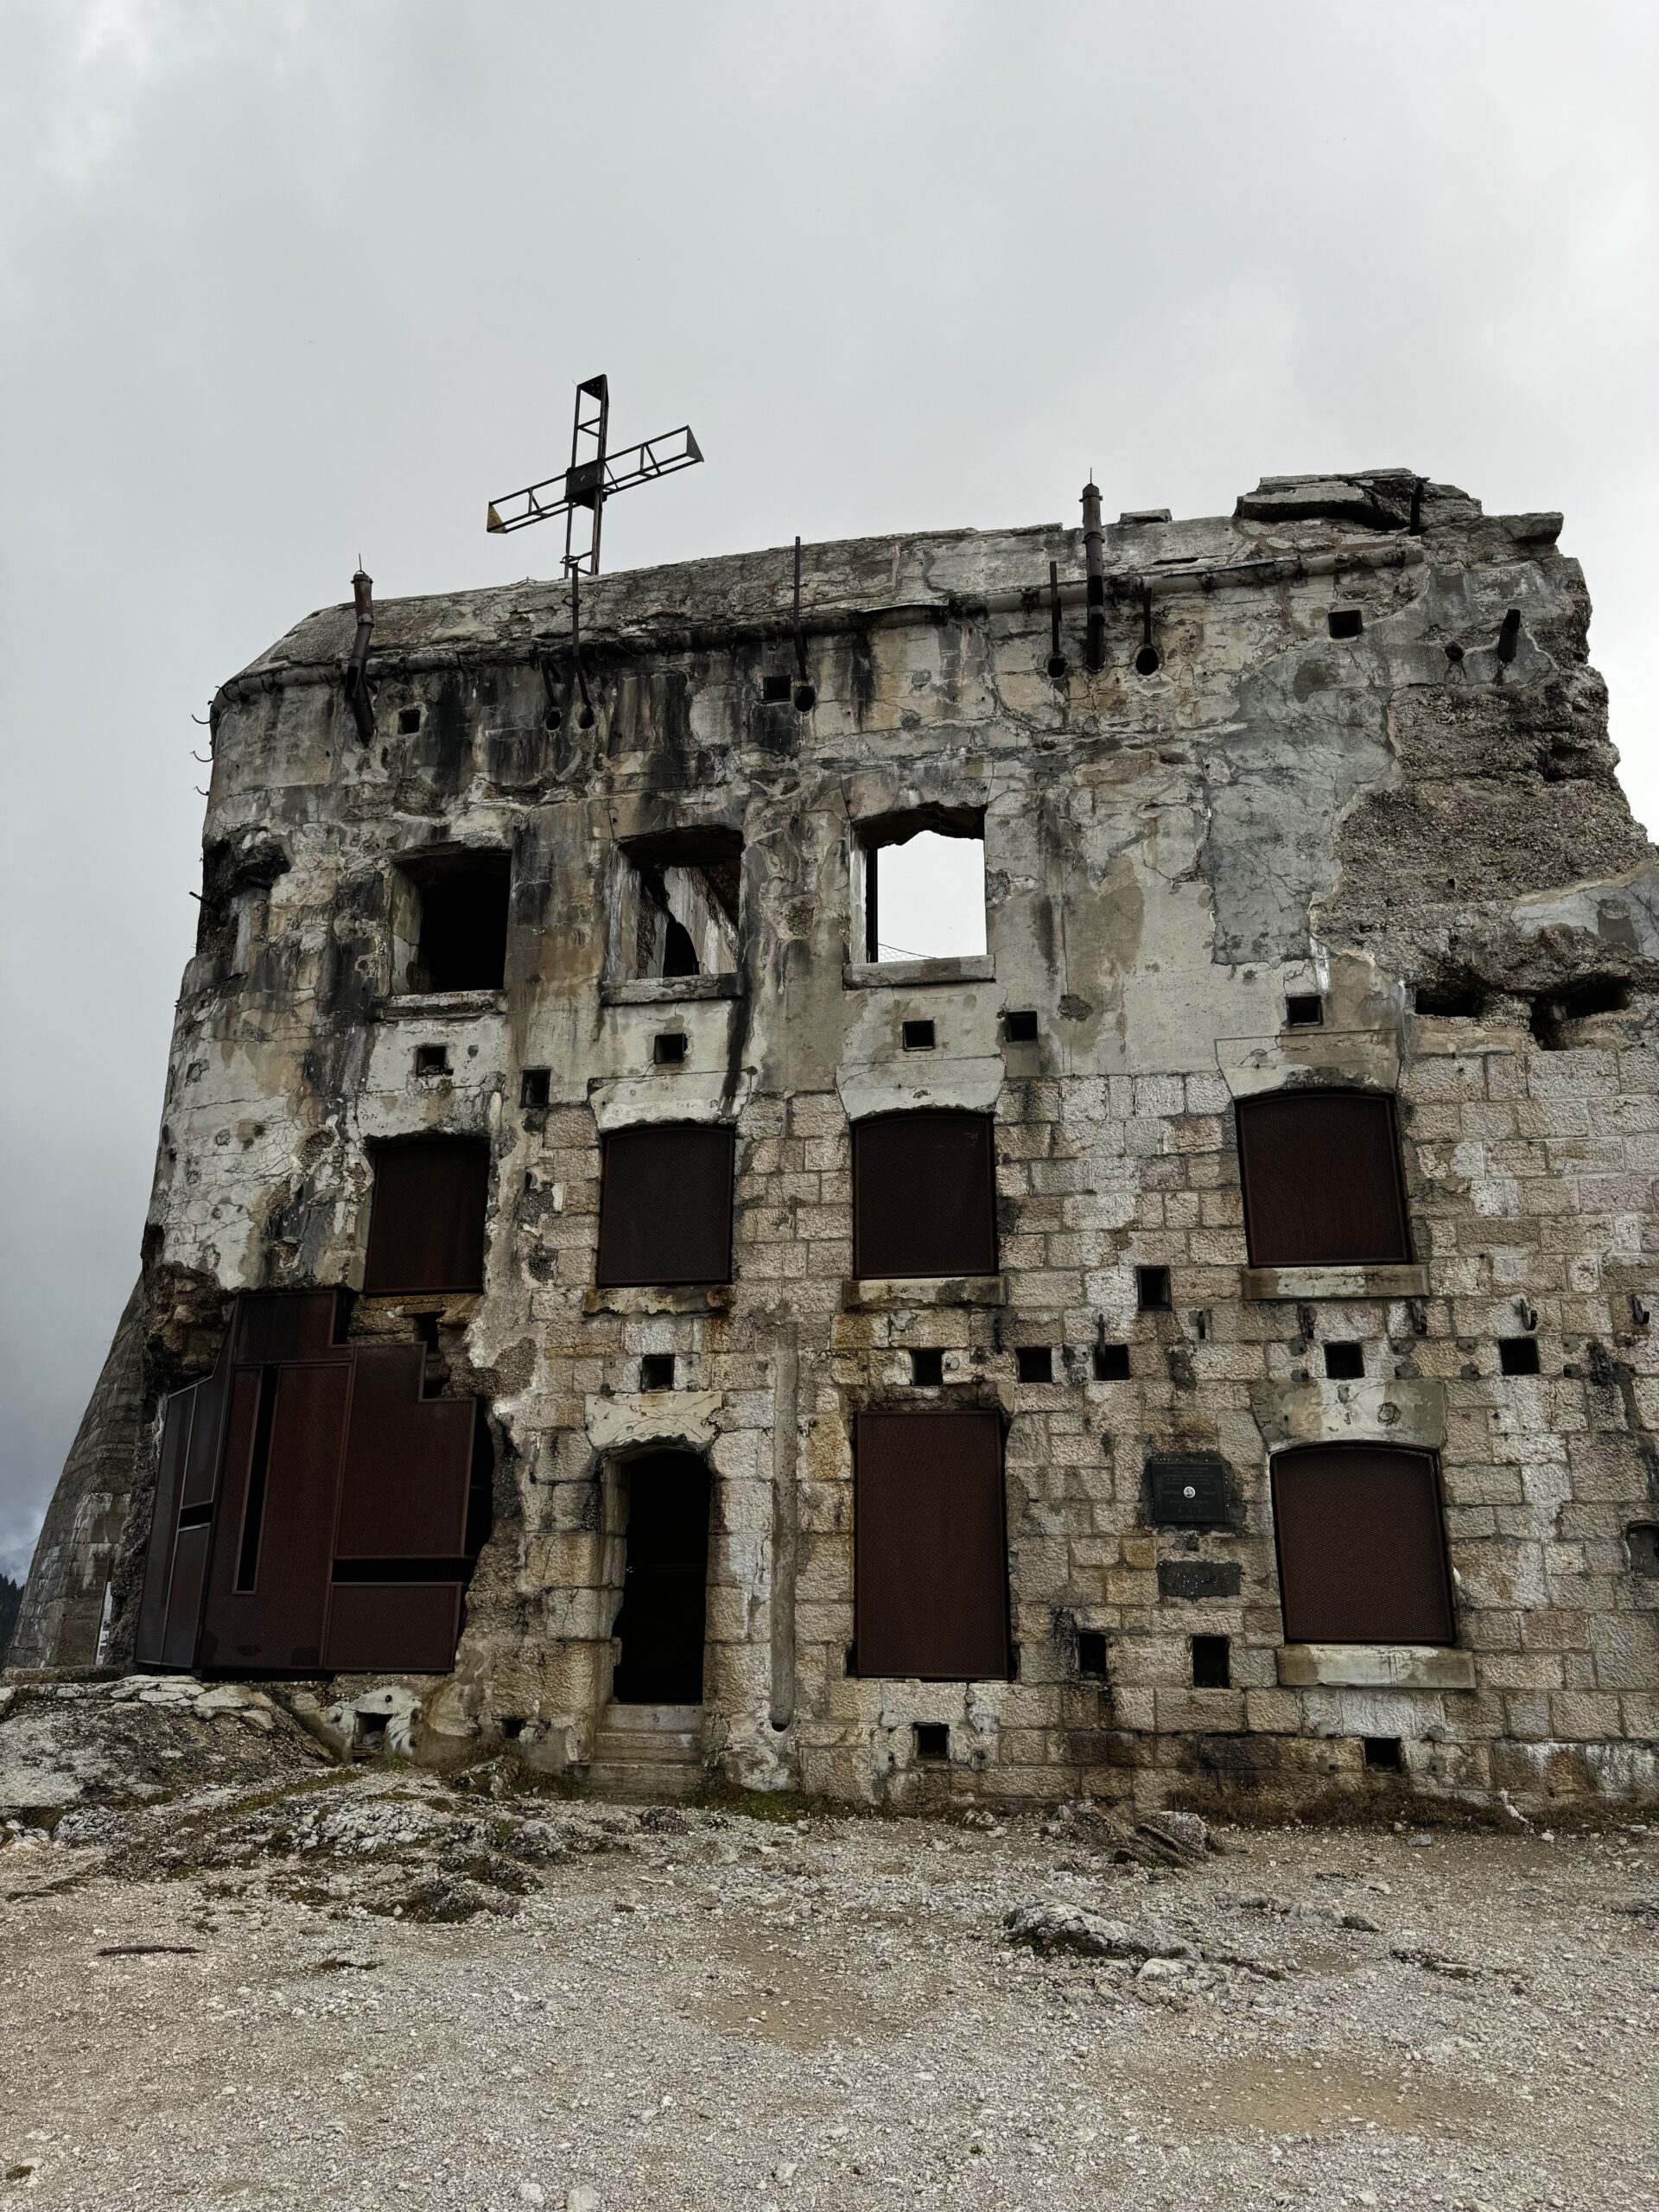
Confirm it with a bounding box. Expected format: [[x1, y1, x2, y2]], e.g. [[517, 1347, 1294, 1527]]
[[16, 467, 1659, 1817]]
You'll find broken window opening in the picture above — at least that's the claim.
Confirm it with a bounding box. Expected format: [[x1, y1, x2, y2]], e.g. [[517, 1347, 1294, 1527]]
[[1415, 981, 1483, 1019], [639, 1352, 676, 1391], [855, 810, 986, 965], [1236, 1090, 1411, 1269], [1077, 1630, 1108, 1678], [910, 1348, 944, 1387], [913, 1723, 950, 1763], [1136, 1265, 1172, 1312], [394, 849, 511, 995], [1328, 608, 1363, 640], [1093, 1341, 1131, 1381], [1498, 1337, 1541, 1376], [852, 1112, 997, 1281], [1016, 1345, 1054, 1384], [1191, 1634, 1230, 1689], [1529, 977, 1631, 1049], [1323, 1341, 1365, 1381], [520, 1067, 551, 1109], [653, 1032, 688, 1066], [613, 828, 741, 983]]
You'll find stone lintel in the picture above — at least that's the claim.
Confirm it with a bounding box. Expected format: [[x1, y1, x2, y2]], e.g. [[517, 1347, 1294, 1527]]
[[844, 1274, 1006, 1313], [1242, 1263, 1430, 1302], [1277, 1643, 1476, 1690]]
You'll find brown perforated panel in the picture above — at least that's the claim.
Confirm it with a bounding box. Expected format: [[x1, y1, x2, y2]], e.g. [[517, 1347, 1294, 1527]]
[[1236, 1090, 1410, 1268], [855, 1409, 1009, 1679], [1272, 1445, 1456, 1645], [334, 1344, 475, 1558], [853, 1114, 997, 1281], [322, 1583, 464, 1673], [363, 1141, 489, 1294], [596, 1123, 735, 1287]]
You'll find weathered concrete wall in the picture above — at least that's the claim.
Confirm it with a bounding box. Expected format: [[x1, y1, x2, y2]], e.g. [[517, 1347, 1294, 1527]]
[[20, 468, 1659, 1811]]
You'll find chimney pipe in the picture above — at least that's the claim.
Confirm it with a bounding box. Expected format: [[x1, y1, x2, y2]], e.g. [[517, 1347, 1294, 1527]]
[[345, 568, 375, 741], [1082, 480, 1106, 671]]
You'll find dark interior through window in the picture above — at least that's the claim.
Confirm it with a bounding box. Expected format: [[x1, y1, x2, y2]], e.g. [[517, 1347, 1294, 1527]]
[[410, 853, 510, 994]]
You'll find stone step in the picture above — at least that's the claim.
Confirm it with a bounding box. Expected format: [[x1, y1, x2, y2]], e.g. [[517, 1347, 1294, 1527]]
[[589, 1730, 701, 1766], [583, 1760, 703, 1801], [600, 1703, 702, 1734]]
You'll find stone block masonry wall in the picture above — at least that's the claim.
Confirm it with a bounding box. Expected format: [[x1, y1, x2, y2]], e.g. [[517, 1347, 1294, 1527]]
[[17, 467, 1659, 1814]]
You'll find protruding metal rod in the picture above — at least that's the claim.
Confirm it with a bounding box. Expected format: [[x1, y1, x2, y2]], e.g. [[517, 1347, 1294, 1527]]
[[345, 569, 375, 742], [1082, 480, 1106, 671]]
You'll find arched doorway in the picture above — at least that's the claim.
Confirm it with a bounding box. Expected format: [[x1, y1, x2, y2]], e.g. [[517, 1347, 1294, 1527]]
[[611, 1451, 711, 1705]]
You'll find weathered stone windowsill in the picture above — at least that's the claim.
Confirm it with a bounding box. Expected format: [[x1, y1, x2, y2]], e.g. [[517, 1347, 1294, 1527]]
[[1276, 1643, 1475, 1690], [842, 955, 995, 990], [584, 1284, 733, 1317], [843, 1274, 1006, 1312], [601, 975, 742, 1007], [1242, 1262, 1429, 1302], [376, 989, 507, 1020]]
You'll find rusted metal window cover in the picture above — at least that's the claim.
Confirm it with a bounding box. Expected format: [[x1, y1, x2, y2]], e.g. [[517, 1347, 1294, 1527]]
[[1146, 1452, 1234, 1528], [1236, 1090, 1410, 1268], [334, 1344, 475, 1559], [855, 1409, 1009, 1680], [596, 1122, 735, 1287], [852, 1113, 997, 1281], [363, 1141, 489, 1294], [1271, 1444, 1456, 1645], [322, 1583, 464, 1673]]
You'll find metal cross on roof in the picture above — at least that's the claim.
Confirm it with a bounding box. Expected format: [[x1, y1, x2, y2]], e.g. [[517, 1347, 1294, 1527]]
[[485, 374, 703, 575]]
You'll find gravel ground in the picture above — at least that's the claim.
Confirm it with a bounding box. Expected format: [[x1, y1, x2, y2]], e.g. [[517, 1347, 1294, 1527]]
[[1, 1700, 1656, 2209]]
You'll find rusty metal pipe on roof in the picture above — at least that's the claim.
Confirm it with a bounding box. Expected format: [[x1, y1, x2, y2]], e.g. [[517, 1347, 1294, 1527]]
[[344, 568, 375, 741], [1082, 480, 1106, 671]]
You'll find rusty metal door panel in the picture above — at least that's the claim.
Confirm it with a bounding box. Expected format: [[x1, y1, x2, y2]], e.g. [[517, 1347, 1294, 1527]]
[[334, 1344, 475, 1558], [233, 1289, 344, 1365], [1271, 1445, 1456, 1644], [322, 1582, 464, 1673], [363, 1141, 489, 1294], [853, 1114, 997, 1280], [134, 1382, 198, 1667], [199, 1361, 350, 1671], [160, 1523, 213, 1670], [1236, 1091, 1410, 1267], [180, 1357, 232, 1510], [855, 1409, 1009, 1679], [596, 1123, 735, 1287]]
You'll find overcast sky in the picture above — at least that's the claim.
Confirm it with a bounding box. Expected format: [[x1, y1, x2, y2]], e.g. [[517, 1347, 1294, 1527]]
[[3, 1, 1656, 1582]]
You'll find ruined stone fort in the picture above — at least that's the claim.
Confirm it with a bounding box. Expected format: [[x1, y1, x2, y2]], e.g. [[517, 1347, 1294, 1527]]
[[14, 467, 1659, 1812]]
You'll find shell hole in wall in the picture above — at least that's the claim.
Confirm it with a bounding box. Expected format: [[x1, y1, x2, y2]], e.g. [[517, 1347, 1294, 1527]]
[[1134, 644, 1162, 677], [1529, 977, 1631, 1048], [1416, 982, 1483, 1018]]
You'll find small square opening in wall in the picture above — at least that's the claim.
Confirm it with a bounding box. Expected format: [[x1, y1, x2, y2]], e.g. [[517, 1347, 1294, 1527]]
[[639, 1353, 676, 1391], [652, 1032, 688, 1066], [910, 1347, 944, 1386], [1626, 1523, 1659, 1577], [1094, 1341, 1131, 1380], [397, 705, 423, 735], [1191, 1634, 1230, 1689], [1077, 1631, 1108, 1679], [1499, 1337, 1541, 1376], [1016, 1345, 1054, 1383], [1004, 1009, 1039, 1044], [1323, 1341, 1365, 1380], [1328, 608, 1363, 640], [1136, 1265, 1172, 1312], [1284, 993, 1324, 1028], [913, 1723, 950, 1764], [1363, 1735, 1403, 1770], [520, 1067, 550, 1109], [762, 672, 792, 703], [414, 1043, 449, 1078], [902, 1019, 937, 1052]]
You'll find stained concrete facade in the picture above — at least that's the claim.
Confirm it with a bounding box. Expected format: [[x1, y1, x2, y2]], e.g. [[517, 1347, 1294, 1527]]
[[16, 467, 1659, 1811]]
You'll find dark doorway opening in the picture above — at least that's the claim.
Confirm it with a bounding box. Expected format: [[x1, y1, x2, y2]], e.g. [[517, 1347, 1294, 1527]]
[[611, 1452, 710, 1705]]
